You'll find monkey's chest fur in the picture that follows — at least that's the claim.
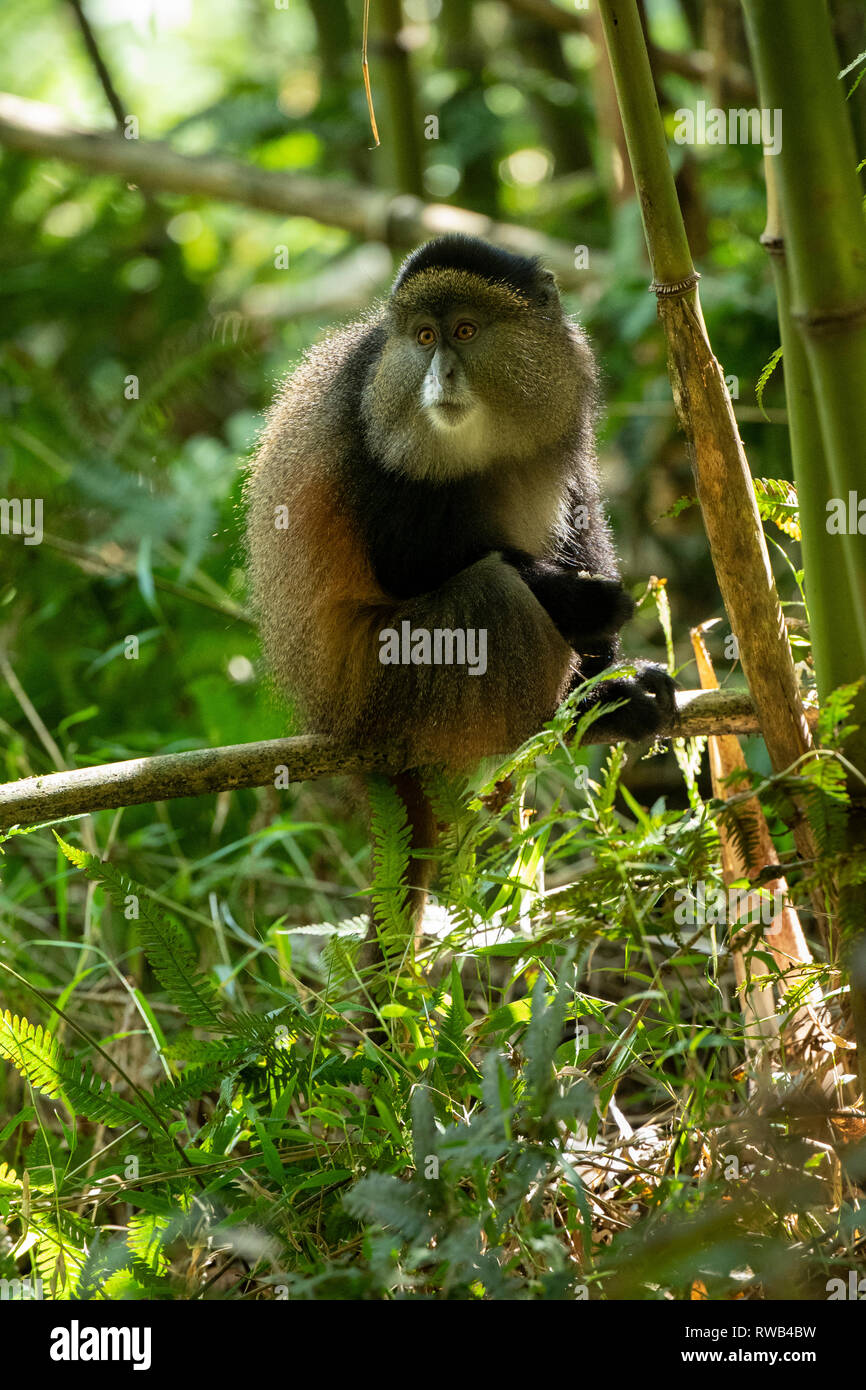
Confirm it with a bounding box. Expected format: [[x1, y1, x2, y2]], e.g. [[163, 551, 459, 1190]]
[[343, 442, 567, 600]]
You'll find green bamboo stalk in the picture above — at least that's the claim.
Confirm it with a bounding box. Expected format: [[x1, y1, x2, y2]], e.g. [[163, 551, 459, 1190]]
[[759, 159, 847, 734], [742, 0, 866, 732], [370, 0, 424, 197], [595, 2, 814, 785], [597, 4, 693, 282], [760, 159, 839, 950], [741, 0, 866, 1091]]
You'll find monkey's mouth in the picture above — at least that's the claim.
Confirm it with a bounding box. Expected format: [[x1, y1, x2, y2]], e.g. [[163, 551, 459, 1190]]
[[427, 400, 472, 426]]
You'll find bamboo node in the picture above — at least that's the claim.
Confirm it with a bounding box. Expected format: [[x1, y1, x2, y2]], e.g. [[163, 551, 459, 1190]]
[[791, 300, 866, 334], [649, 271, 701, 298], [759, 232, 785, 256]]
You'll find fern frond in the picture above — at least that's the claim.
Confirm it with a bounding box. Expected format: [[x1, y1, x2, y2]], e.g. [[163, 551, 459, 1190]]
[[367, 775, 413, 958], [524, 962, 574, 1101], [343, 1173, 435, 1242], [30, 1212, 90, 1298], [423, 766, 471, 826], [817, 679, 864, 749], [55, 836, 224, 1030], [127, 1211, 170, 1275], [437, 961, 477, 1079], [755, 347, 784, 419], [422, 767, 486, 940], [322, 922, 367, 990], [228, 1007, 296, 1046], [0, 1011, 146, 1129], [0, 1162, 20, 1189], [164, 1033, 255, 1064], [150, 1063, 226, 1113], [754, 477, 801, 541]]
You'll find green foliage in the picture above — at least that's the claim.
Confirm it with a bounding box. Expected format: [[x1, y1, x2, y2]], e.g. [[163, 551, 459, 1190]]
[[55, 836, 225, 1031], [755, 345, 784, 419], [1, 0, 862, 1306], [2, 685, 859, 1300], [754, 476, 801, 541], [0, 1010, 146, 1129], [366, 775, 414, 968]]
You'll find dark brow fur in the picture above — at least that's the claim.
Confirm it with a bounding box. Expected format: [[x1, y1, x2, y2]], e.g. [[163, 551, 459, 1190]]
[[392, 233, 547, 302]]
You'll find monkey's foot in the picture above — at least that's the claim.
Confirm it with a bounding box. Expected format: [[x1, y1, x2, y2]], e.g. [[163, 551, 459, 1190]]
[[578, 660, 678, 741]]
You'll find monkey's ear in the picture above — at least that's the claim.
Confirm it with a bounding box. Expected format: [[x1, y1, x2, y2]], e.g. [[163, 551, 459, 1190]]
[[534, 267, 561, 308]]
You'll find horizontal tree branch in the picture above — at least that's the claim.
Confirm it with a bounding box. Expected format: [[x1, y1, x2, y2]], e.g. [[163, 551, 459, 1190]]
[[0, 689, 818, 832], [0, 93, 601, 291]]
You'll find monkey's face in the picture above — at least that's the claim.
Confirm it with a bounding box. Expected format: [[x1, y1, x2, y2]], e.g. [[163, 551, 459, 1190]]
[[363, 269, 591, 482], [415, 315, 481, 429]]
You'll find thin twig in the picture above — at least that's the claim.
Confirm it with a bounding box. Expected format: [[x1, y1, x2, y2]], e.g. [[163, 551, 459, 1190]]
[[362, 0, 381, 147], [65, 0, 127, 130]]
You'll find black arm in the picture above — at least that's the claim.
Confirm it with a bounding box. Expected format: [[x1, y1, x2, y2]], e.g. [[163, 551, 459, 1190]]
[[501, 550, 634, 649]]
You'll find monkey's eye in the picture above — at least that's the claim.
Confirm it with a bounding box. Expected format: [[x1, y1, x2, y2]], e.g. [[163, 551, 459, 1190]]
[[453, 321, 477, 341], [417, 326, 437, 347]]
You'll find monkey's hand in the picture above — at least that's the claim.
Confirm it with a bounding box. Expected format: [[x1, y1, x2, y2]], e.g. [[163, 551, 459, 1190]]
[[573, 660, 678, 742], [504, 554, 634, 648]]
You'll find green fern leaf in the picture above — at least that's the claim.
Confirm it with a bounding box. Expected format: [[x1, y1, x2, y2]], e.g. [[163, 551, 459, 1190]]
[[127, 1211, 170, 1275], [344, 1173, 435, 1242], [55, 835, 224, 1030], [437, 960, 476, 1078], [0, 1011, 146, 1128], [31, 1211, 90, 1298], [366, 775, 413, 960], [150, 1063, 227, 1112], [756, 346, 784, 419], [163, 1033, 253, 1064], [0, 1161, 20, 1189], [524, 962, 573, 1101], [754, 477, 801, 540]]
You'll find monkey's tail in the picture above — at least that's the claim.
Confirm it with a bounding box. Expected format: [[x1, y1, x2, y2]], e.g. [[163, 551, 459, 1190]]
[[357, 768, 438, 987]]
